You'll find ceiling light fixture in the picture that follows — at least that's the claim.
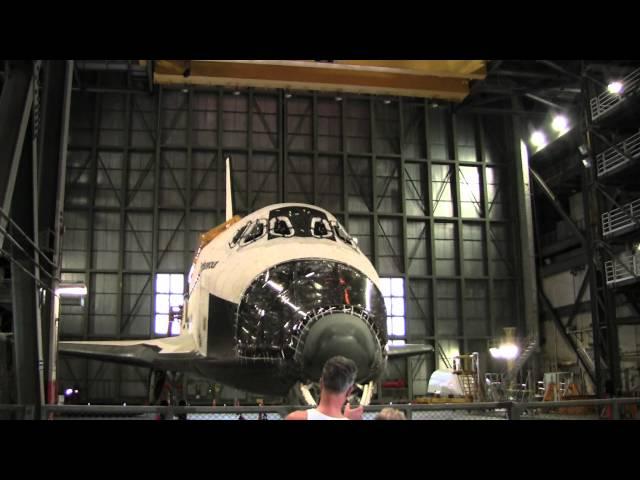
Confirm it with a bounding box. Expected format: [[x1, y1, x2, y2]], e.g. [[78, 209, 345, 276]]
[[607, 81, 624, 95], [530, 131, 547, 149]]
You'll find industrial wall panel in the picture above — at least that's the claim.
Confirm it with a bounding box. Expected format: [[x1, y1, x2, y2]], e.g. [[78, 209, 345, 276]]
[[131, 95, 156, 149], [377, 217, 404, 275], [401, 102, 426, 159], [374, 101, 400, 155], [431, 164, 454, 216], [124, 213, 153, 270], [458, 165, 483, 218], [162, 90, 188, 145], [464, 280, 488, 337], [427, 108, 449, 160], [493, 280, 515, 332], [347, 156, 372, 212], [92, 213, 120, 269], [65, 149, 93, 207], [489, 223, 513, 277], [404, 162, 428, 216], [229, 152, 248, 213], [436, 280, 460, 336], [61, 211, 89, 270], [345, 99, 370, 153], [348, 216, 373, 263], [191, 151, 218, 209], [192, 91, 218, 148], [376, 158, 401, 213], [222, 93, 247, 148], [482, 116, 510, 164], [317, 98, 342, 152], [286, 154, 313, 204], [462, 223, 486, 277], [98, 94, 126, 146], [248, 152, 278, 209], [407, 279, 433, 337], [454, 115, 478, 163], [486, 166, 506, 219], [252, 94, 278, 150], [317, 155, 342, 212], [287, 96, 313, 151], [94, 151, 123, 208], [434, 221, 458, 276], [128, 152, 155, 208], [69, 94, 95, 146], [407, 220, 430, 276], [159, 151, 186, 208]]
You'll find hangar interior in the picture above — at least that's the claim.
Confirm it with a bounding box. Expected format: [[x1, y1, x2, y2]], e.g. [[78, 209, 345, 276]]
[[1, 60, 639, 418]]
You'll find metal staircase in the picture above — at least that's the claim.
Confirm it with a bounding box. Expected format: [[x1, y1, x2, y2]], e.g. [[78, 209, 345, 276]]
[[503, 334, 538, 386]]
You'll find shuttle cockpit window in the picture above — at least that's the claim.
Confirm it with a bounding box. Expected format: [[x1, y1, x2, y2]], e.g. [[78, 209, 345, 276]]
[[268, 206, 337, 241], [229, 221, 251, 248], [311, 217, 333, 239], [331, 220, 357, 248], [239, 219, 267, 246], [269, 216, 294, 238]]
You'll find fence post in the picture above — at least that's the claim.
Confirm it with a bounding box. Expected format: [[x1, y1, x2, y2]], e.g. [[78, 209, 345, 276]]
[[508, 402, 521, 420], [611, 399, 621, 420], [23, 405, 35, 420]]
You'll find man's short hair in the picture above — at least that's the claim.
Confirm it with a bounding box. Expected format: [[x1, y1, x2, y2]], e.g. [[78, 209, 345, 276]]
[[375, 408, 406, 420], [320, 356, 357, 394]]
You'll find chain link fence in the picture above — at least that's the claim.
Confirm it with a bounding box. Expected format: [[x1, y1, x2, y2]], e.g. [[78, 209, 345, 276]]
[[0, 398, 638, 420]]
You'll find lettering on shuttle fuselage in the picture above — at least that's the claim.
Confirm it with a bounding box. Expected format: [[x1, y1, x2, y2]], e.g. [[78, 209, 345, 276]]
[[200, 261, 218, 272]]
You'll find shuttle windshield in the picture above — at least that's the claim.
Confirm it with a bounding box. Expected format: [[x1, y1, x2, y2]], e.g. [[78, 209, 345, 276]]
[[230, 206, 358, 248]]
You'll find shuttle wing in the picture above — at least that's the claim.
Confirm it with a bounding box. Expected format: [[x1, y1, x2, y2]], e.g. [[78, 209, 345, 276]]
[[386, 343, 434, 358], [58, 334, 198, 368]]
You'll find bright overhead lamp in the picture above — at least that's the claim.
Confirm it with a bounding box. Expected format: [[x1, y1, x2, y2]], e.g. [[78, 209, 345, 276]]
[[530, 131, 547, 148], [551, 115, 569, 133], [499, 344, 519, 360], [490, 343, 520, 360], [55, 283, 88, 297], [607, 81, 624, 95]]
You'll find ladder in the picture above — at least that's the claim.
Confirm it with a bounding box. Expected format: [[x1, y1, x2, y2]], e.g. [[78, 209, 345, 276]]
[[458, 374, 477, 400]]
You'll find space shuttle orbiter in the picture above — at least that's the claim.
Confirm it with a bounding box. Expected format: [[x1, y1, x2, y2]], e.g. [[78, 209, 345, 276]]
[[59, 157, 432, 405]]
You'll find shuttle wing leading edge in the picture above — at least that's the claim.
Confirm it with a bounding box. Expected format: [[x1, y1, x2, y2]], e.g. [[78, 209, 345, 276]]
[[58, 334, 198, 367], [386, 343, 434, 358]]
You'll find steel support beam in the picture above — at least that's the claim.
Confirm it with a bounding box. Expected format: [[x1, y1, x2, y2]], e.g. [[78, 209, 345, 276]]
[[511, 97, 539, 340], [581, 72, 621, 396], [0, 62, 33, 251], [10, 120, 41, 414], [530, 167, 587, 246], [538, 286, 596, 384]]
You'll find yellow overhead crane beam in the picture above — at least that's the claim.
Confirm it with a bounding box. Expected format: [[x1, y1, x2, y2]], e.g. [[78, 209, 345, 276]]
[[149, 60, 486, 102]]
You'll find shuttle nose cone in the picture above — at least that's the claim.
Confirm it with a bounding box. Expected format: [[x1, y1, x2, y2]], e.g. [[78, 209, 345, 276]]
[[300, 313, 381, 382]]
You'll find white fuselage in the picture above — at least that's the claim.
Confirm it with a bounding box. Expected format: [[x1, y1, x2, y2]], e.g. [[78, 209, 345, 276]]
[[184, 203, 381, 357]]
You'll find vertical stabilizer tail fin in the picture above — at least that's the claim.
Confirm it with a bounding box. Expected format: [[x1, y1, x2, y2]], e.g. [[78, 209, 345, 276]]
[[225, 156, 233, 221]]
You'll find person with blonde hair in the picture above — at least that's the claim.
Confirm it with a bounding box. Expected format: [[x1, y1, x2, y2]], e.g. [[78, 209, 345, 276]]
[[374, 407, 406, 420]]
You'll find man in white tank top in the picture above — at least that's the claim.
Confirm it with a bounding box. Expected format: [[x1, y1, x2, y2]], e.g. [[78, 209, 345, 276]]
[[286, 356, 363, 420]]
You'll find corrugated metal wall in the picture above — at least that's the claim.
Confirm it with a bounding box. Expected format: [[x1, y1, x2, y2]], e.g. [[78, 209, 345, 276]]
[[59, 86, 523, 402]]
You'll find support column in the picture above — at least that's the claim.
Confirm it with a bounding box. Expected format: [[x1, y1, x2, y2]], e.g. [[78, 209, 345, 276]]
[[511, 98, 539, 341]]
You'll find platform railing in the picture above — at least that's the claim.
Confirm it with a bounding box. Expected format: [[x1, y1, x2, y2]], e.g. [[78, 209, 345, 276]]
[[604, 253, 640, 285], [0, 398, 638, 420], [590, 67, 640, 121], [596, 130, 640, 177], [602, 197, 640, 237]]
